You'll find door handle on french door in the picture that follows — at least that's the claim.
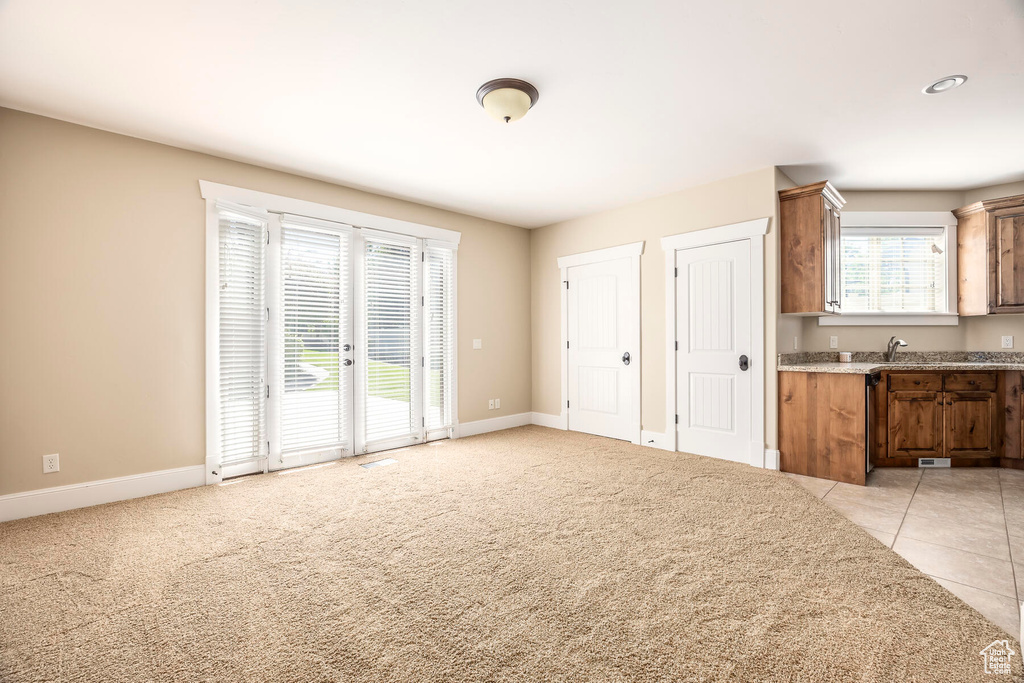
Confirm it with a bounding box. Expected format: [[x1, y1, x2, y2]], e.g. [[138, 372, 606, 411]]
[[343, 344, 352, 352], [622, 351, 631, 366], [738, 355, 749, 371], [343, 359, 353, 367]]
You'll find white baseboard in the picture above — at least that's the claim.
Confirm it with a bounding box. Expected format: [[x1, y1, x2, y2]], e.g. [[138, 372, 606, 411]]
[[458, 412, 533, 437], [530, 412, 566, 429], [0, 465, 206, 523], [763, 449, 781, 471], [640, 430, 672, 451]]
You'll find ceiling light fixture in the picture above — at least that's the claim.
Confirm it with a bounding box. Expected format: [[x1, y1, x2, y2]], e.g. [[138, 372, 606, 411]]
[[476, 78, 539, 123], [922, 75, 967, 94]]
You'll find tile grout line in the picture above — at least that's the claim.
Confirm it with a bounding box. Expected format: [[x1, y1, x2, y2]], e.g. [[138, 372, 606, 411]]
[[891, 470, 925, 549], [996, 471, 1020, 606]]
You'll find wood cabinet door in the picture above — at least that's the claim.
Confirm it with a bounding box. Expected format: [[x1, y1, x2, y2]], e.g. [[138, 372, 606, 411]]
[[944, 391, 997, 458], [888, 391, 943, 458], [995, 211, 1024, 311]]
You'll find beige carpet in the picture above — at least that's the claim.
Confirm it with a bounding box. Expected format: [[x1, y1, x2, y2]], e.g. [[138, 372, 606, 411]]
[[1, 426, 1019, 682]]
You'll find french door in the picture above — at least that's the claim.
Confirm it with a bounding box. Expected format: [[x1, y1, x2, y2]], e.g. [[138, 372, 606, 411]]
[[209, 201, 456, 481]]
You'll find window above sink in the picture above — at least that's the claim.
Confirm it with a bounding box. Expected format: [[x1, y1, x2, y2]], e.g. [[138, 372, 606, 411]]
[[820, 211, 959, 327]]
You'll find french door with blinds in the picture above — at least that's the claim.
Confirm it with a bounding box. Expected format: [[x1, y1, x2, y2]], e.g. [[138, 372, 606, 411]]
[[207, 201, 457, 480]]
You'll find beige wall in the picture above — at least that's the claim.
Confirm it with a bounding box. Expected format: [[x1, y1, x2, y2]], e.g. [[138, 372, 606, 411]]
[[530, 168, 780, 446], [0, 108, 532, 496], [798, 186, 1024, 353]]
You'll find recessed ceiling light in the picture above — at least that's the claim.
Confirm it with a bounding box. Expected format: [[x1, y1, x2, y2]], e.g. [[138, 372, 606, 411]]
[[923, 75, 967, 94]]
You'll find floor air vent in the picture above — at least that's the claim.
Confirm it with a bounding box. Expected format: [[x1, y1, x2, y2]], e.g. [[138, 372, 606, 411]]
[[918, 458, 951, 468], [360, 458, 398, 469]]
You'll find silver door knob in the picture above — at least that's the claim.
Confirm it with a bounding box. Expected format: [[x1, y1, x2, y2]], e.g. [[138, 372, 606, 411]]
[[622, 351, 631, 366]]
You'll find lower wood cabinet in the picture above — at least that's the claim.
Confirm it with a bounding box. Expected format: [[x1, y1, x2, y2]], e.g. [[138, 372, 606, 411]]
[[779, 372, 866, 485], [882, 372, 999, 462], [888, 391, 943, 457]]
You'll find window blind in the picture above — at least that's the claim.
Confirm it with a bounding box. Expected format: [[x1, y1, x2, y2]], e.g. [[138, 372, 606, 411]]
[[364, 235, 418, 443], [840, 227, 946, 313], [425, 245, 455, 431], [279, 221, 350, 454], [217, 208, 267, 465]]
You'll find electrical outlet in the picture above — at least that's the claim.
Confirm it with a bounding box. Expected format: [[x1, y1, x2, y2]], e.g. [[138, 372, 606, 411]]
[[42, 453, 59, 474], [472, 339, 482, 350], [488, 399, 495, 410], [494, 398, 500, 409], [829, 335, 838, 349], [1002, 335, 1014, 349]]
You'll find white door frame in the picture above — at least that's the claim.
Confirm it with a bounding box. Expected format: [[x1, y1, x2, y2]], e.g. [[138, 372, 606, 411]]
[[661, 218, 768, 467], [557, 241, 644, 444]]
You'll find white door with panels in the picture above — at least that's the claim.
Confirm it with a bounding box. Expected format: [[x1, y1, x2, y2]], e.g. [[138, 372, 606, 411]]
[[675, 240, 751, 461], [566, 257, 638, 441]]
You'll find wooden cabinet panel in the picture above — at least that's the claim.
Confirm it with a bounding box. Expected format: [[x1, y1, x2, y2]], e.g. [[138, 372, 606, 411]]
[[779, 181, 846, 315], [943, 373, 997, 392], [944, 392, 997, 458], [996, 211, 1024, 311], [888, 391, 943, 458], [888, 373, 942, 391], [954, 194, 1024, 315], [779, 372, 866, 485]]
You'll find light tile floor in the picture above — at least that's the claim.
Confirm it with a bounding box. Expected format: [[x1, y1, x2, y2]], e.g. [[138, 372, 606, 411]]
[[785, 467, 1024, 636]]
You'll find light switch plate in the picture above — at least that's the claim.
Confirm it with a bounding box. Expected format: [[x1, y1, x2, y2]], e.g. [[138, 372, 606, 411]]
[[494, 398, 500, 409], [1002, 335, 1013, 349], [829, 335, 838, 349], [473, 339, 482, 350]]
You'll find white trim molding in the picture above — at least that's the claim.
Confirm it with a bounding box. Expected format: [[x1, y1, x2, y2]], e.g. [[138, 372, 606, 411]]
[[662, 217, 769, 464], [660, 217, 769, 252], [555, 241, 645, 270], [0, 466, 206, 523], [530, 412, 567, 429], [457, 412, 533, 437], [640, 430, 673, 451], [558, 241, 644, 445], [763, 449, 781, 471], [199, 180, 461, 245]]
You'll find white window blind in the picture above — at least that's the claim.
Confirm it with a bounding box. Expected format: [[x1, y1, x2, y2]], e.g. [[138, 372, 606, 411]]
[[364, 235, 419, 443], [279, 221, 351, 454], [840, 227, 947, 313], [425, 245, 455, 431], [217, 207, 267, 465]]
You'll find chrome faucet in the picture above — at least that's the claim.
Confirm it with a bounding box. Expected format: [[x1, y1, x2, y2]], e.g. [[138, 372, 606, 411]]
[[886, 336, 908, 362]]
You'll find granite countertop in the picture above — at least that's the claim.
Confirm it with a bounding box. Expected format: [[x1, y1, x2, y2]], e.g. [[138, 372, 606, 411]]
[[777, 351, 1024, 374]]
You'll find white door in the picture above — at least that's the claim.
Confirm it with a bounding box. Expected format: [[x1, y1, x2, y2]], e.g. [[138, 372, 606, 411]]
[[675, 240, 751, 461], [567, 257, 638, 441]]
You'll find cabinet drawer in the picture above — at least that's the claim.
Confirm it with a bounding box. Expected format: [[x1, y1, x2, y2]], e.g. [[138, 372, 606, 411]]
[[943, 373, 997, 392], [887, 373, 942, 391]]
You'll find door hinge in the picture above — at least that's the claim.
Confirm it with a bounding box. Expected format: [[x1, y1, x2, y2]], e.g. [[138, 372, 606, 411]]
[[566, 341, 569, 349], [674, 267, 678, 277], [567, 400, 570, 409], [422, 417, 426, 427], [675, 414, 679, 424], [421, 295, 425, 306], [675, 341, 678, 351], [565, 280, 569, 289], [266, 230, 270, 245], [266, 307, 270, 321], [422, 252, 425, 262], [421, 357, 425, 367]]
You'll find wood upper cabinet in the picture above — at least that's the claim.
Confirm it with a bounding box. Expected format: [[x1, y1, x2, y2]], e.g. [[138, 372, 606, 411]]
[[954, 194, 1024, 315], [779, 181, 846, 315]]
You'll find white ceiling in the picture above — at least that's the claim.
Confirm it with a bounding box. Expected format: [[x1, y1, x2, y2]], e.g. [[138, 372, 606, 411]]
[[2, 1, 1023, 228]]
